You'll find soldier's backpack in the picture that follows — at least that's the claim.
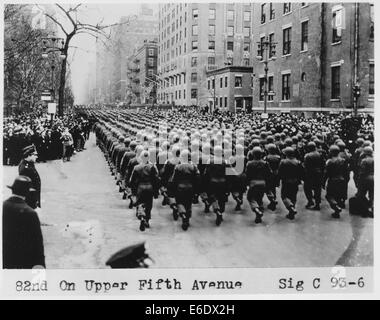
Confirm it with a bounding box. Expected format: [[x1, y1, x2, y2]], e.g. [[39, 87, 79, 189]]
[[349, 196, 369, 217]]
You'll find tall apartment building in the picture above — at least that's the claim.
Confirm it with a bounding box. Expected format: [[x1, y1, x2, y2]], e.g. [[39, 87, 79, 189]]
[[126, 40, 158, 104], [95, 5, 158, 104], [252, 2, 374, 114], [158, 2, 374, 114], [157, 3, 255, 107]]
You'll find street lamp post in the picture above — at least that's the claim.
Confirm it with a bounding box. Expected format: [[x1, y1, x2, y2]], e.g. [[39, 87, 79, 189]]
[[256, 36, 276, 115], [41, 37, 66, 123]]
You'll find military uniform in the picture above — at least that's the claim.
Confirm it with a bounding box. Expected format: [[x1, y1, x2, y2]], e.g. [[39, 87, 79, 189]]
[[170, 160, 200, 230], [303, 147, 324, 210], [18, 159, 41, 209]]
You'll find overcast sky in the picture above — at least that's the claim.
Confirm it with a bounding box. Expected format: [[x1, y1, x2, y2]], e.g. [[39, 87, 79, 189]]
[[62, 3, 142, 104]]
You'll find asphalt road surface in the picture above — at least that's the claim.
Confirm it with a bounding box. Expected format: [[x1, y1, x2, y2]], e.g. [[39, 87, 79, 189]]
[[2, 133, 373, 268]]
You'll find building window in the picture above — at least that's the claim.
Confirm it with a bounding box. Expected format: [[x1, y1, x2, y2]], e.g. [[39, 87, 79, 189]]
[[369, 63, 374, 95], [208, 56, 215, 65], [209, 8, 216, 19], [208, 40, 215, 50], [243, 27, 250, 37], [244, 11, 251, 22], [243, 58, 250, 66], [259, 36, 265, 59], [283, 27, 291, 55], [282, 73, 291, 100], [268, 76, 274, 101], [225, 76, 228, 87], [269, 33, 275, 58], [235, 76, 242, 88], [301, 3, 308, 7], [184, 43, 186, 53], [227, 41, 234, 51], [209, 25, 215, 36], [175, 91, 177, 99], [180, 16, 182, 26], [331, 66, 340, 99], [184, 89, 186, 99], [192, 41, 198, 51], [259, 78, 265, 101], [220, 77, 223, 88], [208, 80, 210, 90], [185, 12, 187, 22], [243, 42, 250, 52], [179, 76, 181, 85], [191, 57, 198, 67], [179, 90, 181, 99], [227, 26, 234, 36], [270, 3, 275, 20], [225, 97, 227, 109], [284, 3, 292, 14], [332, 9, 343, 43], [301, 21, 308, 51], [227, 10, 234, 20], [191, 72, 197, 83], [212, 78, 215, 89], [261, 4, 266, 24], [191, 88, 197, 99], [215, 98, 218, 106], [193, 9, 198, 19], [192, 25, 198, 36], [148, 58, 154, 67], [148, 69, 153, 76], [148, 49, 154, 56], [220, 97, 223, 108]]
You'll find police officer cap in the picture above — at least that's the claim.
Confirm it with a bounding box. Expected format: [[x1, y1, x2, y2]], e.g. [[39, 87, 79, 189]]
[[22, 145, 37, 158]]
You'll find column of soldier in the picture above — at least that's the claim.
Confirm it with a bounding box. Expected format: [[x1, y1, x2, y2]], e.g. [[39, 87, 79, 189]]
[[88, 108, 373, 232]]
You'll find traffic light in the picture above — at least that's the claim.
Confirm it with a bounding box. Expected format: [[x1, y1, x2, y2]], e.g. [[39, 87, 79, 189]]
[[353, 85, 361, 98]]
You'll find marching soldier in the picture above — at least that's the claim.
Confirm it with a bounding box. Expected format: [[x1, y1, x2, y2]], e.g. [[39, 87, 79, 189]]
[[204, 146, 227, 226], [170, 150, 200, 230], [337, 141, 351, 208], [303, 141, 324, 210], [278, 147, 304, 220], [245, 147, 274, 223], [323, 145, 349, 219], [129, 150, 160, 231], [356, 146, 374, 217], [18, 145, 41, 210], [125, 145, 144, 209], [265, 143, 281, 211]]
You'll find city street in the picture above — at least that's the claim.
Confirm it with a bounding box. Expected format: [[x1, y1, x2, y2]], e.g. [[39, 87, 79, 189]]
[[2, 133, 373, 269]]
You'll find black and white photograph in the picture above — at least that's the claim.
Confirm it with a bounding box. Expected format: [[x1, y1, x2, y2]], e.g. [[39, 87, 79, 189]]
[[1, 1, 375, 296]]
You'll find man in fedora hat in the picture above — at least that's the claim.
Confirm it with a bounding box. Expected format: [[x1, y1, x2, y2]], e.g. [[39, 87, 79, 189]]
[[18, 145, 41, 210], [3, 176, 45, 269]]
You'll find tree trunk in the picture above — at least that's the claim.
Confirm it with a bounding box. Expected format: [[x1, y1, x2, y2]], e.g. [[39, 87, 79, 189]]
[[58, 53, 67, 117]]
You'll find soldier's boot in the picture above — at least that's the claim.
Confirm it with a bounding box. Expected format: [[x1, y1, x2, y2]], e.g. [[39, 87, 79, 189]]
[[286, 206, 297, 220], [122, 191, 127, 200], [180, 213, 189, 231], [331, 206, 342, 219], [268, 200, 277, 211], [162, 195, 169, 206], [139, 219, 146, 232], [338, 200, 346, 209], [311, 203, 320, 211], [233, 195, 243, 211], [254, 208, 263, 224], [305, 200, 314, 209], [215, 209, 223, 226], [171, 204, 179, 221], [128, 196, 134, 209]]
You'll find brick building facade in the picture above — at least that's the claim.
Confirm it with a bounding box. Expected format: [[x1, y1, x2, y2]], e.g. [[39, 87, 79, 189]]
[[252, 2, 374, 114], [126, 40, 158, 104]]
